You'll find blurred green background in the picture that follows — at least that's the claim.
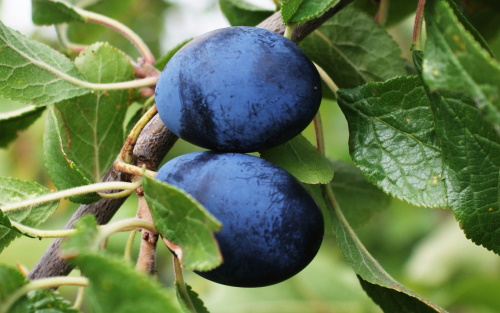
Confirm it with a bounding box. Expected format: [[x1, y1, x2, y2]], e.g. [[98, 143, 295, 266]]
[[0, 0, 499, 312]]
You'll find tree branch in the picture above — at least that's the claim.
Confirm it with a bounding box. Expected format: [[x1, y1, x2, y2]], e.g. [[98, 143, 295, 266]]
[[257, 0, 355, 43], [28, 0, 354, 280], [28, 115, 177, 279]]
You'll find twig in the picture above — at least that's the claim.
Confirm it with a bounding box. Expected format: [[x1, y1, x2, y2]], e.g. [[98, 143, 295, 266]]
[[413, 0, 426, 50], [135, 194, 158, 275], [257, 0, 355, 43], [374, 0, 390, 26]]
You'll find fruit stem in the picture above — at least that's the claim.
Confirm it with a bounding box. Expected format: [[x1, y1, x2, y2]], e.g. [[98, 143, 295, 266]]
[[119, 104, 159, 164], [313, 62, 338, 97], [173, 256, 198, 313], [0, 181, 141, 213], [69, 2, 155, 64], [0, 276, 88, 313], [284, 24, 296, 40], [374, 0, 390, 26], [413, 0, 426, 50], [141, 94, 156, 113], [313, 113, 326, 156]]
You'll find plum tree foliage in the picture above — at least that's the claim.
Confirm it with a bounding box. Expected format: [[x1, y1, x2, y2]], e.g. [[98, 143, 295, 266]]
[[0, 0, 499, 312]]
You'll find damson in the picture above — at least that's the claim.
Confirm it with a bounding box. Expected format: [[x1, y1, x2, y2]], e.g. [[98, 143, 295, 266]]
[[155, 26, 322, 152], [156, 152, 324, 287]]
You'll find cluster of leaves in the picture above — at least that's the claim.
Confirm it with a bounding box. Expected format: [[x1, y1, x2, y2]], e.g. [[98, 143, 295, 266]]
[[0, 0, 499, 312]]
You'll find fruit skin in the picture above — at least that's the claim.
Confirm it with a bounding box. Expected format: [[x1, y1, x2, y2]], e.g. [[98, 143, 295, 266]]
[[155, 151, 324, 287], [155, 26, 322, 153]]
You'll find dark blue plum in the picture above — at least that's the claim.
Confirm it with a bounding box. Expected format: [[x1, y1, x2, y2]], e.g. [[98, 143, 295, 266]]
[[155, 26, 322, 152], [155, 151, 324, 287]]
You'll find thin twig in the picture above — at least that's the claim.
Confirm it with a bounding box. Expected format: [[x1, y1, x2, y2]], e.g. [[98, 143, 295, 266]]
[[135, 194, 158, 275], [413, 0, 426, 50]]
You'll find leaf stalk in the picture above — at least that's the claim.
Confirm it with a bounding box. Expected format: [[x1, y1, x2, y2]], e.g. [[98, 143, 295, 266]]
[[314, 62, 338, 97], [70, 3, 155, 64], [0, 276, 88, 313], [375, 0, 390, 26], [173, 256, 198, 313], [413, 0, 426, 50], [0, 181, 141, 212]]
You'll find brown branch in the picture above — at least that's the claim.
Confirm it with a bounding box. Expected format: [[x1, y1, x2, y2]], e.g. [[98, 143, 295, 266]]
[[28, 115, 177, 279], [135, 194, 158, 275], [257, 0, 355, 43], [28, 0, 353, 280]]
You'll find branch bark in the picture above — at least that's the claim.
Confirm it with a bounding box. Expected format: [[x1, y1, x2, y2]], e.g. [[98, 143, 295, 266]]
[[28, 0, 354, 280], [257, 0, 354, 43], [28, 115, 177, 279]]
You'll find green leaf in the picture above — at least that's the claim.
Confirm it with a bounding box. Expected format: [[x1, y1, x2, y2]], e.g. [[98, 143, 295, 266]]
[[338, 59, 500, 254], [0, 265, 28, 313], [0, 177, 59, 253], [326, 186, 448, 313], [70, 253, 182, 313], [44, 42, 133, 204], [176, 284, 210, 313], [31, 0, 84, 25], [0, 210, 13, 229], [143, 176, 222, 271], [219, 0, 274, 26], [0, 210, 34, 238], [0, 265, 26, 300], [300, 5, 406, 89], [0, 105, 45, 148], [445, 0, 492, 54], [0, 20, 90, 105], [337, 76, 447, 208], [329, 161, 390, 227], [282, 0, 340, 25], [423, 0, 500, 132], [452, 0, 500, 42], [357, 276, 447, 313], [281, 0, 304, 24], [427, 88, 500, 254], [61, 214, 99, 257], [21, 289, 81, 313], [43, 107, 98, 204], [259, 134, 334, 184]]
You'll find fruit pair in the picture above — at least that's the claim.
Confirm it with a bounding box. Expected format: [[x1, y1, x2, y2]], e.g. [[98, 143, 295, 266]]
[[154, 27, 324, 287]]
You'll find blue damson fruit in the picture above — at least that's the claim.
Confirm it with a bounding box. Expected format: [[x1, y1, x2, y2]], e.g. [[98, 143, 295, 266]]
[[155, 26, 322, 152], [156, 151, 324, 287]]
